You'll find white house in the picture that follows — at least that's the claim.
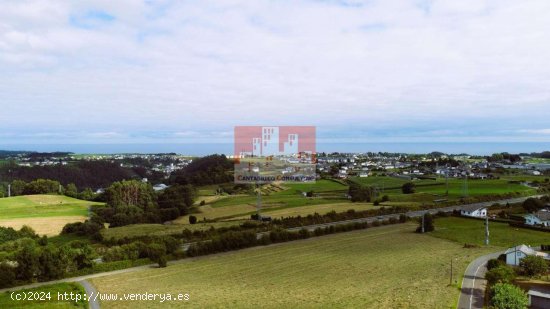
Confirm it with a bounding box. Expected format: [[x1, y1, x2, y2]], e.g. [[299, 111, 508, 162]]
[[358, 171, 369, 178], [153, 184, 169, 191], [524, 209, 550, 227], [505, 244, 550, 266], [460, 206, 487, 218]]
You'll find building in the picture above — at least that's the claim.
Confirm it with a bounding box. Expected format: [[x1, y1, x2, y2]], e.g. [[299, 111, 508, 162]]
[[528, 290, 550, 309], [460, 206, 487, 218], [524, 209, 550, 227], [153, 184, 169, 191], [505, 244, 550, 266]]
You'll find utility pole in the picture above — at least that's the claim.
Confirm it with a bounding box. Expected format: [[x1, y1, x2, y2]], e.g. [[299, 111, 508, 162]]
[[462, 164, 469, 198], [450, 257, 453, 285], [256, 183, 262, 221], [445, 172, 449, 196], [485, 215, 490, 245]]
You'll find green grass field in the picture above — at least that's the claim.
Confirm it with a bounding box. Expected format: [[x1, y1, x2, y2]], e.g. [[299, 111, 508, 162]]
[[0, 195, 102, 219], [0, 195, 104, 236], [101, 220, 247, 241], [0, 283, 87, 309], [431, 217, 550, 248], [90, 224, 494, 308]]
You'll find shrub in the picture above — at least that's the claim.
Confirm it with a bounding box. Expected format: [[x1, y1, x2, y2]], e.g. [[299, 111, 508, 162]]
[[415, 214, 434, 233], [0, 263, 16, 288], [519, 255, 548, 277], [402, 182, 415, 194], [486, 265, 516, 285], [487, 258, 504, 270], [189, 215, 197, 224], [147, 243, 167, 267], [489, 283, 528, 309]]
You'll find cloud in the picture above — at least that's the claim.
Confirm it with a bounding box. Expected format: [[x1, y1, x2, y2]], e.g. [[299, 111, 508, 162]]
[[517, 129, 550, 135], [0, 0, 549, 144]]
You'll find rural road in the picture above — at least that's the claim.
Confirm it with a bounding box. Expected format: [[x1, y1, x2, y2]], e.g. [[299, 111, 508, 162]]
[[78, 280, 100, 309], [456, 251, 503, 309]]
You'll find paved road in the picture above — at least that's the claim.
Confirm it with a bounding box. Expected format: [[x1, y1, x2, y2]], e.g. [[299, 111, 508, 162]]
[[457, 251, 503, 309], [78, 280, 100, 309]]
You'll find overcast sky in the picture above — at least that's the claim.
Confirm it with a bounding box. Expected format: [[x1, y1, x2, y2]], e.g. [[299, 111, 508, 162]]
[[1, 0, 550, 146]]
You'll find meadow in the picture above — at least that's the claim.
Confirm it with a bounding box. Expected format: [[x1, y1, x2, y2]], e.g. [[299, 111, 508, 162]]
[[101, 220, 247, 241], [90, 224, 494, 308], [0, 195, 103, 236], [430, 216, 550, 248], [0, 283, 87, 309], [187, 176, 538, 223]]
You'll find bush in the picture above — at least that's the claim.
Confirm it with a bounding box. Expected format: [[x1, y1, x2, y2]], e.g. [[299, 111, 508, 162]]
[[519, 255, 548, 277], [157, 255, 168, 268], [485, 265, 516, 285], [103, 246, 127, 262], [415, 214, 434, 233], [487, 258, 504, 270], [0, 263, 16, 288], [402, 182, 415, 194], [189, 215, 197, 224], [489, 283, 528, 309], [159, 208, 180, 222], [147, 243, 167, 267]]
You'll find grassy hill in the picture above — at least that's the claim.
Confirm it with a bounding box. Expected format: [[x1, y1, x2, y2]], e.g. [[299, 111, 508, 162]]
[[0, 195, 103, 236], [90, 224, 494, 308]]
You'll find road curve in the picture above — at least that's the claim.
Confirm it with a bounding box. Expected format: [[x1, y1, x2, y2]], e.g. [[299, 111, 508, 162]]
[[78, 280, 100, 309], [457, 251, 503, 309]]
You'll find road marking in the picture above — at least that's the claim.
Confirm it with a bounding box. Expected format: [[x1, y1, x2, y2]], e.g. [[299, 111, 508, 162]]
[[469, 261, 486, 309]]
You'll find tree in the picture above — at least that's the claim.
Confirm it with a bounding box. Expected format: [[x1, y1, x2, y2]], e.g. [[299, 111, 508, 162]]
[[16, 240, 40, 281], [158, 185, 196, 215], [485, 265, 516, 285], [78, 188, 95, 201], [0, 263, 16, 288], [68, 241, 95, 270], [10, 180, 27, 196], [520, 255, 548, 277], [402, 182, 416, 194], [105, 180, 157, 211], [172, 154, 233, 186], [490, 283, 528, 309], [348, 182, 373, 202], [147, 243, 167, 268], [522, 198, 544, 213], [24, 179, 61, 195], [65, 183, 78, 198], [38, 246, 66, 280], [415, 214, 434, 233]]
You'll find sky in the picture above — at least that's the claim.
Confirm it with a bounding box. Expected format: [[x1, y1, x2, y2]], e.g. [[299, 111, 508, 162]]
[[1, 0, 550, 149]]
